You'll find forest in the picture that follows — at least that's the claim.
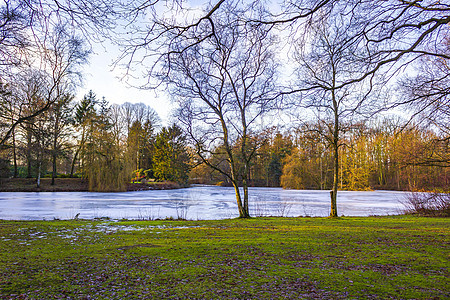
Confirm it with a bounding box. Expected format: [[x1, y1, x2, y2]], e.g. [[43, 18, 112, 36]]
[[0, 89, 192, 191], [0, 0, 448, 218], [0, 89, 447, 192], [193, 121, 449, 191]]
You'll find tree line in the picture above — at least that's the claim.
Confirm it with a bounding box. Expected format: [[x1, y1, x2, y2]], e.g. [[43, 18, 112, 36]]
[[191, 119, 449, 192], [0, 0, 448, 217], [3, 93, 446, 193], [0, 89, 191, 191]]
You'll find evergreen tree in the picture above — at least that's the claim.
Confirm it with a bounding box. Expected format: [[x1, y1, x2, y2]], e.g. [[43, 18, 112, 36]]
[[48, 93, 75, 184], [153, 124, 191, 183], [70, 90, 96, 177]]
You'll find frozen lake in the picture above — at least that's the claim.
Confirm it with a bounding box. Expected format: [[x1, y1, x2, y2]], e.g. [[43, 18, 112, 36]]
[[0, 185, 408, 220]]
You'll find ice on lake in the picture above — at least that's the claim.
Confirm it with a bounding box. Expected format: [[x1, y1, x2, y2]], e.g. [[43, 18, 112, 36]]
[[0, 185, 407, 220]]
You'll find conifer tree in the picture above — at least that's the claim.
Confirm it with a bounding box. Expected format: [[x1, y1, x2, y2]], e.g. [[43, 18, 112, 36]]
[[153, 124, 191, 183]]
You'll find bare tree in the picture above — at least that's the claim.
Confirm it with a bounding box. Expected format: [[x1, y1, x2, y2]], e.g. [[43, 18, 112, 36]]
[[119, 102, 161, 138], [394, 33, 450, 168], [252, 0, 448, 214], [291, 6, 385, 217], [260, 0, 449, 75], [252, 0, 449, 117], [0, 0, 134, 150], [6, 69, 48, 178], [111, 102, 160, 172], [399, 33, 450, 133], [0, 1, 29, 75], [0, 0, 123, 50], [157, 2, 279, 218], [116, 0, 280, 217], [0, 25, 89, 149]]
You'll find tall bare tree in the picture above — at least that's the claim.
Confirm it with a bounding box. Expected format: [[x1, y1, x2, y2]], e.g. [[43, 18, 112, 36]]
[[164, 3, 279, 218], [0, 0, 132, 149], [0, 25, 89, 149], [291, 5, 385, 217], [118, 1, 279, 217]]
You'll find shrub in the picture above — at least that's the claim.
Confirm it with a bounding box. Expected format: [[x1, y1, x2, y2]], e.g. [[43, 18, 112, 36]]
[[57, 173, 71, 178], [401, 191, 450, 217], [143, 169, 153, 179], [131, 169, 145, 183]]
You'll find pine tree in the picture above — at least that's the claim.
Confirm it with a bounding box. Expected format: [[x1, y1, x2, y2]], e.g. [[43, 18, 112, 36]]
[[153, 124, 191, 183]]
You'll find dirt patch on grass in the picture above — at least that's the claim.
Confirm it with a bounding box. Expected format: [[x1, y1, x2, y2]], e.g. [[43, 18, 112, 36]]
[[117, 244, 162, 250]]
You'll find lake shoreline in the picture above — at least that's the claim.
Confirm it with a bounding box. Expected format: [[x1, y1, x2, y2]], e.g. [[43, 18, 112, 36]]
[[0, 177, 419, 193], [0, 178, 184, 192]]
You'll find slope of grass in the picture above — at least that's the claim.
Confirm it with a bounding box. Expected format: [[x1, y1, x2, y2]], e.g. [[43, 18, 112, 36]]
[[0, 216, 448, 299]]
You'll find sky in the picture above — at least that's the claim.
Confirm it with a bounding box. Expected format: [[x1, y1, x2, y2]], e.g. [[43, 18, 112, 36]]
[[76, 41, 174, 125], [75, 0, 211, 126], [75, 0, 285, 127], [74, 0, 407, 129]]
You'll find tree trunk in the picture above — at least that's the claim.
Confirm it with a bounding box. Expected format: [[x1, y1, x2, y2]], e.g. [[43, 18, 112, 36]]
[[70, 129, 85, 177], [340, 152, 343, 189], [242, 178, 250, 217], [232, 181, 247, 218], [330, 85, 339, 218], [51, 153, 57, 185], [70, 147, 80, 177], [26, 126, 33, 178], [12, 128, 17, 178], [51, 142, 57, 185], [230, 161, 249, 218], [242, 159, 251, 217], [37, 161, 41, 188], [330, 142, 338, 217], [319, 152, 323, 190], [51, 116, 59, 185]]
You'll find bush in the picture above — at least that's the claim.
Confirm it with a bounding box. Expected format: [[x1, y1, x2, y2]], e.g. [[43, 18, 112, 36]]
[[57, 173, 71, 178], [143, 169, 153, 179], [401, 191, 450, 217], [131, 169, 146, 183]]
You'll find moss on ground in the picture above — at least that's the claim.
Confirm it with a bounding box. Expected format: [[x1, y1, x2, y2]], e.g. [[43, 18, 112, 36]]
[[0, 216, 448, 299]]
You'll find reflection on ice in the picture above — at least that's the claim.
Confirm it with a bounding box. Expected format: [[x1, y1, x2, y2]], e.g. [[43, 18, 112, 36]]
[[0, 186, 406, 220]]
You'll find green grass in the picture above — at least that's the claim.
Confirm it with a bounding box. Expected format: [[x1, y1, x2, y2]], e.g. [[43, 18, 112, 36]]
[[0, 216, 448, 299]]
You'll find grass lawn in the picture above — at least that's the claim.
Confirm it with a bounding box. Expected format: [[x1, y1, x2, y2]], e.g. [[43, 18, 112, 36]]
[[0, 216, 448, 299]]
